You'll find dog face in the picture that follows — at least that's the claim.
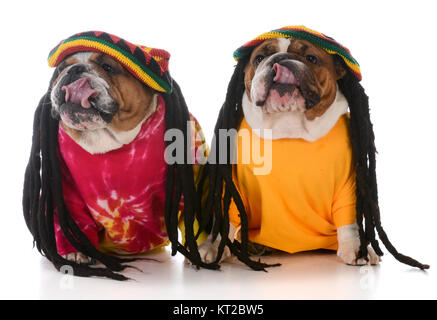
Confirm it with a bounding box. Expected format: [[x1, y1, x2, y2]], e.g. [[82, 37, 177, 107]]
[[244, 38, 346, 120], [50, 52, 156, 148]]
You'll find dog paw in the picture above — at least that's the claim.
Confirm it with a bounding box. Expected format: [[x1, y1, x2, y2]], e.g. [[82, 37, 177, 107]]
[[337, 223, 381, 266], [184, 237, 232, 266], [337, 239, 381, 266], [198, 238, 231, 264], [62, 252, 94, 265]]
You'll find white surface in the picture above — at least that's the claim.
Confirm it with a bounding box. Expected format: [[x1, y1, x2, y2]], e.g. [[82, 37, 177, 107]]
[[1, 244, 435, 300], [1, 0, 437, 300]]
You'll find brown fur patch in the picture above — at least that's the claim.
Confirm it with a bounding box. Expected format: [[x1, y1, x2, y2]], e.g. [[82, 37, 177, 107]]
[[244, 39, 280, 102], [88, 53, 156, 132], [60, 121, 82, 141]]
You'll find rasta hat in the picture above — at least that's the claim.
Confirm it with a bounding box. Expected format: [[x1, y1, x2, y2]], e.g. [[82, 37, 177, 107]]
[[47, 31, 173, 93], [233, 25, 362, 81]]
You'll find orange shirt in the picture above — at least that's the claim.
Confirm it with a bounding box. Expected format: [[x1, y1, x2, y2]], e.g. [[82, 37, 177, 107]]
[[229, 114, 356, 253]]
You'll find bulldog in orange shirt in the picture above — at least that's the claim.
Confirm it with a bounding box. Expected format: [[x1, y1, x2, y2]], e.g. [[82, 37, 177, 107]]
[[196, 26, 428, 271]]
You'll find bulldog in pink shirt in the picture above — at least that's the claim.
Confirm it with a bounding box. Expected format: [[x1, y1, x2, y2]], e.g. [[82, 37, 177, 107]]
[[23, 31, 214, 279]]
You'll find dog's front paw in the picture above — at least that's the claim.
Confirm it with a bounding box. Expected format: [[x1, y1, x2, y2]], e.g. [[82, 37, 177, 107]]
[[198, 238, 231, 264], [62, 252, 94, 265], [337, 239, 380, 266], [337, 223, 381, 266], [184, 237, 232, 266]]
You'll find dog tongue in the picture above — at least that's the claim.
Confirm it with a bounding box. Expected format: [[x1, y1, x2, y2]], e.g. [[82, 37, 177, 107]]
[[62, 78, 99, 108], [273, 63, 299, 85]]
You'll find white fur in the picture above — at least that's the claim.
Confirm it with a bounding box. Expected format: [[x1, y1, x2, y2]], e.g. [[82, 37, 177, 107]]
[[277, 38, 291, 52], [243, 85, 349, 141], [71, 94, 158, 154], [187, 224, 236, 265], [62, 252, 93, 264], [75, 52, 93, 64], [337, 223, 380, 265], [250, 61, 272, 104]]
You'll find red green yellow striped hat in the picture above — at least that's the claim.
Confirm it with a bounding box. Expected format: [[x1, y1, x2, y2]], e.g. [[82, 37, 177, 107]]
[[48, 31, 172, 93], [233, 25, 362, 81]]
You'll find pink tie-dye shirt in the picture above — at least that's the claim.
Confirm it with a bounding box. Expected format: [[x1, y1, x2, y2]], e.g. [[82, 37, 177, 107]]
[[54, 95, 206, 255]]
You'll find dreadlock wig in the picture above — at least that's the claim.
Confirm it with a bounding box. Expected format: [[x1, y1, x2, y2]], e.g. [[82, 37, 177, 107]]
[[23, 31, 218, 280], [201, 26, 429, 270]]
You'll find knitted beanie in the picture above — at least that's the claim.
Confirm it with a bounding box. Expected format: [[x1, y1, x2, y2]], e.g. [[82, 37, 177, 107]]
[[233, 25, 361, 81], [48, 31, 172, 93]]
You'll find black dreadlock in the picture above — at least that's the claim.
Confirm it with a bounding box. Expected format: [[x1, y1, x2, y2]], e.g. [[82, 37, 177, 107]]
[[162, 80, 220, 271], [198, 57, 280, 271], [337, 58, 429, 269], [23, 72, 218, 281], [200, 56, 429, 270]]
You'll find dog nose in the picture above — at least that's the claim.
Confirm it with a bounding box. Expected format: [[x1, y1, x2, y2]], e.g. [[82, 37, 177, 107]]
[[273, 63, 299, 86], [67, 64, 87, 76], [61, 78, 99, 108]]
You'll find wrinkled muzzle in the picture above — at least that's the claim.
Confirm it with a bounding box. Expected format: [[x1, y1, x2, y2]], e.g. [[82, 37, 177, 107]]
[[252, 53, 321, 112], [51, 63, 119, 130]]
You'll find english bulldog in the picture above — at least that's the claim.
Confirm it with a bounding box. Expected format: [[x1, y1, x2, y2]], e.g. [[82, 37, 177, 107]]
[[23, 31, 212, 279], [199, 26, 428, 270], [236, 35, 379, 265], [52, 50, 160, 264]]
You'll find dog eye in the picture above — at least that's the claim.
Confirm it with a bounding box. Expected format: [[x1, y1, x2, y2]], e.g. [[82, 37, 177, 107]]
[[101, 63, 116, 73], [254, 55, 265, 66], [305, 55, 318, 65], [56, 62, 69, 74]]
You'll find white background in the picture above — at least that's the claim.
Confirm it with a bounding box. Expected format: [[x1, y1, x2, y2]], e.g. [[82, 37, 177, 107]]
[[1, 0, 436, 299]]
